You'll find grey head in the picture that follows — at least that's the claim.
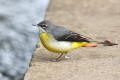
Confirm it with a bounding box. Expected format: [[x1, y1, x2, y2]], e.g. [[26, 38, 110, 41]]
[[37, 20, 56, 34]]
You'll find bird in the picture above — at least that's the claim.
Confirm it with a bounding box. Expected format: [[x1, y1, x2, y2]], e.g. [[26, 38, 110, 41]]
[[33, 20, 118, 61]]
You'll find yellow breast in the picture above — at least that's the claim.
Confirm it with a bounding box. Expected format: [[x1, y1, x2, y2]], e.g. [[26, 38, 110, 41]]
[[40, 32, 72, 53], [40, 32, 89, 53]]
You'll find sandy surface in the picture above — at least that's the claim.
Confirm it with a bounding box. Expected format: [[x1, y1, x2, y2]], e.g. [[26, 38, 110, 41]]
[[24, 0, 120, 80]]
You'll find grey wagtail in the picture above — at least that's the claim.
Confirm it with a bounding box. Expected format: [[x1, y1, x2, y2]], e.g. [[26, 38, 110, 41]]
[[33, 20, 118, 61]]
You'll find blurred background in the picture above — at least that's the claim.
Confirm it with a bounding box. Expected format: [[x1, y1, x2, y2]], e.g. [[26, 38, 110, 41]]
[[0, 0, 49, 80]]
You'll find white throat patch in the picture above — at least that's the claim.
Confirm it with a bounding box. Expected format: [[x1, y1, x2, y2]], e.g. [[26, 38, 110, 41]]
[[38, 26, 46, 34]]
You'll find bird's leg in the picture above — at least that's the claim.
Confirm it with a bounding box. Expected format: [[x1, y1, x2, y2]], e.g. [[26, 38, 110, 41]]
[[55, 53, 65, 62]]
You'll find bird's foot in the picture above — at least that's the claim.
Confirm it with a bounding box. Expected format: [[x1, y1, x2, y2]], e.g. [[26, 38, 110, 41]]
[[64, 55, 72, 59]]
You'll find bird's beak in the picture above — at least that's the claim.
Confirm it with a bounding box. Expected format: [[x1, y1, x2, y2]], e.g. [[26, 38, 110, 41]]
[[32, 24, 37, 26]]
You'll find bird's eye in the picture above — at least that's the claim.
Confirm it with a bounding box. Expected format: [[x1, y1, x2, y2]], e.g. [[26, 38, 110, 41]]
[[40, 24, 47, 29]]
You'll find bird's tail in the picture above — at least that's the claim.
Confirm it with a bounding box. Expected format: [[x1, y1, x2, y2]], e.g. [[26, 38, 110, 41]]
[[84, 40, 118, 47], [95, 40, 118, 46]]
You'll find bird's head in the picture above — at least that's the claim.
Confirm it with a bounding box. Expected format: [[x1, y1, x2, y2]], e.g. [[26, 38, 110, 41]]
[[38, 21, 49, 34], [32, 20, 49, 34], [33, 20, 55, 34]]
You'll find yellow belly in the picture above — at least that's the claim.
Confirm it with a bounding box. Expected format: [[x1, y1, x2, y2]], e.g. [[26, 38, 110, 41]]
[[40, 32, 89, 53]]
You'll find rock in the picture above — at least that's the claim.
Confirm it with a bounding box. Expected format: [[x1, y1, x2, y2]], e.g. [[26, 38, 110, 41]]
[[0, 0, 49, 80]]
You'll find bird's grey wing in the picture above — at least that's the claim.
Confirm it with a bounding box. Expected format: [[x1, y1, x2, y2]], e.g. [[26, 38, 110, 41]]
[[50, 26, 90, 42]]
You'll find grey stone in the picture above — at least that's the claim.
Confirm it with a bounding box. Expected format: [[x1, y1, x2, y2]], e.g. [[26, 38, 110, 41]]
[[0, 0, 49, 80]]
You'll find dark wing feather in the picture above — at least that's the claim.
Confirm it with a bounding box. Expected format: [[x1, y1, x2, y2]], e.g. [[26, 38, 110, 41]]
[[50, 26, 90, 42], [57, 31, 90, 42]]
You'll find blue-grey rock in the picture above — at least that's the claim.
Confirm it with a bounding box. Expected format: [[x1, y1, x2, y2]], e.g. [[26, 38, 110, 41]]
[[0, 0, 49, 80]]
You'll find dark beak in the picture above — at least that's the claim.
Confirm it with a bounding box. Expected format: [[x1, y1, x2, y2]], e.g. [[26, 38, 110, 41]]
[[32, 24, 37, 26]]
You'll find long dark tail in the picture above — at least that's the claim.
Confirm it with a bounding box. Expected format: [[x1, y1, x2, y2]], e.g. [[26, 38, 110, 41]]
[[92, 40, 118, 46]]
